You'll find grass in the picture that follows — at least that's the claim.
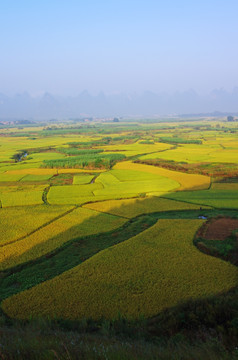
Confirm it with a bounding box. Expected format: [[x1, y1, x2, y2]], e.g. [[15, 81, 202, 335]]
[[2, 219, 237, 320], [0, 324, 236, 360]]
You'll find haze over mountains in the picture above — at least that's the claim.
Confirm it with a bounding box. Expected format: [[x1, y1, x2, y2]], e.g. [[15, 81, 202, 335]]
[[1, 88, 238, 120]]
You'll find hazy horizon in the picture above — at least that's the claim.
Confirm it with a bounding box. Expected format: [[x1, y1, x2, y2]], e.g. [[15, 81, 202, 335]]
[[1, 1, 238, 97]]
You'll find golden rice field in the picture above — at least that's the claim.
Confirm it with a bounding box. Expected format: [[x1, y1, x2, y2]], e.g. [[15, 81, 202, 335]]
[[83, 196, 211, 218], [0, 185, 45, 207], [114, 161, 210, 190], [3, 219, 237, 320], [0, 205, 73, 246], [0, 207, 126, 270]]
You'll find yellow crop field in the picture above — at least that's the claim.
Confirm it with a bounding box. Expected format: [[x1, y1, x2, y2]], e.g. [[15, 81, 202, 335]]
[[145, 143, 238, 164], [114, 161, 210, 190], [0, 185, 45, 207], [84, 196, 211, 218], [3, 219, 237, 320], [0, 207, 126, 270], [0, 205, 73, 246], [94, 177, 179, 197]]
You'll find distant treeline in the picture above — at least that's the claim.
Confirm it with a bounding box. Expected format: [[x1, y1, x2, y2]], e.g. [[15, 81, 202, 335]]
[[42, 153, 126, 169]]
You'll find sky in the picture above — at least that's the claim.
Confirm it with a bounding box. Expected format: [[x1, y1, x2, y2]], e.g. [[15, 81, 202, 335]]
[[1, 0, 238, 96]]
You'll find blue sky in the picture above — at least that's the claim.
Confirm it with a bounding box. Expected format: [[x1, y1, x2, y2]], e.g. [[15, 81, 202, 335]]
[[1, 0, 238, 95]]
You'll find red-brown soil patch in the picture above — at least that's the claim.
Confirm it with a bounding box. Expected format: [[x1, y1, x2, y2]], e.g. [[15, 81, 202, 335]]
[[198, 217, 238, 241]]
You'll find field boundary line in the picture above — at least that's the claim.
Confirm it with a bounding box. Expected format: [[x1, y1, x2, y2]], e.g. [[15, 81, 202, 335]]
[[0, 206, 78, 248]]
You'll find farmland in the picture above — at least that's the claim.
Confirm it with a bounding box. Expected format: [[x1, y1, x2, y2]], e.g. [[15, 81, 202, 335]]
[[0, 119, 238, 356], [3, 219, 237, 320]]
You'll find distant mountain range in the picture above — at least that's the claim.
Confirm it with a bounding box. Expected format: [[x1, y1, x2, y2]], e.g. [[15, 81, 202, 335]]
[[1, 88, 238, 120]]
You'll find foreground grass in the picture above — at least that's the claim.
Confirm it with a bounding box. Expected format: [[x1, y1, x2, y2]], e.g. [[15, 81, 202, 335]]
[[1, 323, 237, 360]]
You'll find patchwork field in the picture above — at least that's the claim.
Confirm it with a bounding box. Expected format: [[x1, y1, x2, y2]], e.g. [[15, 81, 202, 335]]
[[0, 120, 238, 338]]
